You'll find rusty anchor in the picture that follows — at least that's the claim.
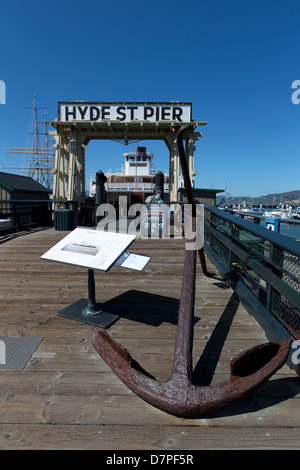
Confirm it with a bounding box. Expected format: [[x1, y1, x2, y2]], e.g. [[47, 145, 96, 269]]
[[92, 125, 292, 418]]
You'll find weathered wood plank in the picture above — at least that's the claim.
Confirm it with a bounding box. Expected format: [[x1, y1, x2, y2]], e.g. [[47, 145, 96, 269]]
[[0, 423, 299, 450], [0, 389, 299, 428]]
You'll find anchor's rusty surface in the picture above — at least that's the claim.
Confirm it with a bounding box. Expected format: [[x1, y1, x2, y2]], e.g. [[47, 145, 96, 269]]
[[92, 125, 292, 418]]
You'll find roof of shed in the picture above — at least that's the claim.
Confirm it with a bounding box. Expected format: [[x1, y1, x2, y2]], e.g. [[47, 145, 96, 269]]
[[0, 172, 50, 193]]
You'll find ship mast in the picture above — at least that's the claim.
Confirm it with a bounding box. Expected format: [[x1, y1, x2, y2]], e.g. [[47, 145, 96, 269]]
[[3, 93, 55, 188]]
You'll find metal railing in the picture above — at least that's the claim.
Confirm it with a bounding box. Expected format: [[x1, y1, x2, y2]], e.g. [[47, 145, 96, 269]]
[[0, 199, 52, 230], [203, 204, 300, 373], [0, 199, 79, 232], [105, 182, 169, 192]]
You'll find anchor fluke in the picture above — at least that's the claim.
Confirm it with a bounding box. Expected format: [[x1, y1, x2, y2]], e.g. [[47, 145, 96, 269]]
[[92, 327, 291, 417]]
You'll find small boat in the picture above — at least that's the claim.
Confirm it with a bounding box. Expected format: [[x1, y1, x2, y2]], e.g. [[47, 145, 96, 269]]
[[264, 205, 293, 219], [219, 204, 238, 213], [292, 208, 300, 220], [238, 203, 264, 217], [264, 209, 282, 217]]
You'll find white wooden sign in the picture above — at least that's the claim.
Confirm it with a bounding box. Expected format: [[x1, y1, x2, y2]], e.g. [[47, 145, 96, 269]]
[[58, 101, 192, 123]]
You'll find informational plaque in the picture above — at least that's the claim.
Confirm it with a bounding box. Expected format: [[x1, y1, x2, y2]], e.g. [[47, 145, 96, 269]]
[[114, 252, 151, 271], [41, 227, 136, 272]]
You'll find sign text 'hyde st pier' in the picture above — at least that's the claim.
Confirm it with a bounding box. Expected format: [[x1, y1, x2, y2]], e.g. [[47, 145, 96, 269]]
[[58, 102, 192, 123]]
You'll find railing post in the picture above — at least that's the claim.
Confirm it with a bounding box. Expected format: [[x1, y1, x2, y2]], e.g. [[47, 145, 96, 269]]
[[229, 220, 239, 269], [266, 242, 276, 312], [29, 201, 33, 225], [12, 201, 17, 227]]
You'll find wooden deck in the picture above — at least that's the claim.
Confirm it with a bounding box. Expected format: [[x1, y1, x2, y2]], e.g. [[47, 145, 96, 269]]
[[0, 227, 299, 450]]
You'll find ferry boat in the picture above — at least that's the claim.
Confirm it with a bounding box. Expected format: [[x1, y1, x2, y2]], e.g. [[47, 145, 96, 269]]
[[90, 147, 169, 205]]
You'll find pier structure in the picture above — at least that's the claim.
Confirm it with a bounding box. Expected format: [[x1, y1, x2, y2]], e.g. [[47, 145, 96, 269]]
[[49, 102, 206, 204], [0, 222, 299, 449], [0, 118, 299, 448]]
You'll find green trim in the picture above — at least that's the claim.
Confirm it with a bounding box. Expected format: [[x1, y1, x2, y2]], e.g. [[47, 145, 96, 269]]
[[0, 181, 14, 192]]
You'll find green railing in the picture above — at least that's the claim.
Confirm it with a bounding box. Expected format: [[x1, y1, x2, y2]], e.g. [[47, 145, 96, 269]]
[[203, 204, 300, 374], [0, 199, 52, 230], [0, 199, 80, 232]]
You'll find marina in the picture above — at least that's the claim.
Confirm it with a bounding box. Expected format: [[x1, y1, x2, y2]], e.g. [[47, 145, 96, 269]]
[[219, 203, 300, 239], [240, 212, 300, 239], [262, 217, 300, 239]]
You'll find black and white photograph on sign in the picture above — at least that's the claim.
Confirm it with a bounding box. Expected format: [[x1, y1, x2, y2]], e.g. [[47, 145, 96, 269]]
[[41, 227, 136, 271], [62, 241, 100, 257]]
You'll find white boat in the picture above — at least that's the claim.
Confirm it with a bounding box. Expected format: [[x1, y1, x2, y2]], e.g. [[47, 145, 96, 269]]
[[265, 210, 281, 217], [218, 204, 238, 213], [238, 203, 264, 217], [264, 205, 293, 219], [292, 208, 300, 220]]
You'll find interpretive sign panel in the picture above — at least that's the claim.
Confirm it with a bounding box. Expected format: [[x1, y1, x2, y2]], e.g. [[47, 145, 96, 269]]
[[58, 101, 192, 123], [41, 227, 136, 271], [114, 252, 151, 271]]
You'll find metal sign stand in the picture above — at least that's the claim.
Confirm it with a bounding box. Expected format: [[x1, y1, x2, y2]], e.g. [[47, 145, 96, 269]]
[[58, 268, 126, 328], [41, 227, 137, 328], [82, 269, 103, 317]]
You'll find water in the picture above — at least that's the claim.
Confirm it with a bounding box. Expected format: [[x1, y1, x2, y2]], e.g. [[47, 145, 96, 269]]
[[278, 221, 300, 239], [259, 219, 300, 239]]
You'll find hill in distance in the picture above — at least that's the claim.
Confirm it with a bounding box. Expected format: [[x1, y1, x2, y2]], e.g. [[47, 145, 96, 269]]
[[216, 190, 300, 205]]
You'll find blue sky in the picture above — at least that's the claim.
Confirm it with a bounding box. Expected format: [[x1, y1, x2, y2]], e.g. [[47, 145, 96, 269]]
[[0, 0, 299, 197]]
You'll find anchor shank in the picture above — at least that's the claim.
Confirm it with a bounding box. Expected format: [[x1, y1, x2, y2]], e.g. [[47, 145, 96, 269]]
[[171, 245, 197, 382], [176, 124, 195, 209], [177, 124, 212, 278], [170, 125, 198, 381]]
